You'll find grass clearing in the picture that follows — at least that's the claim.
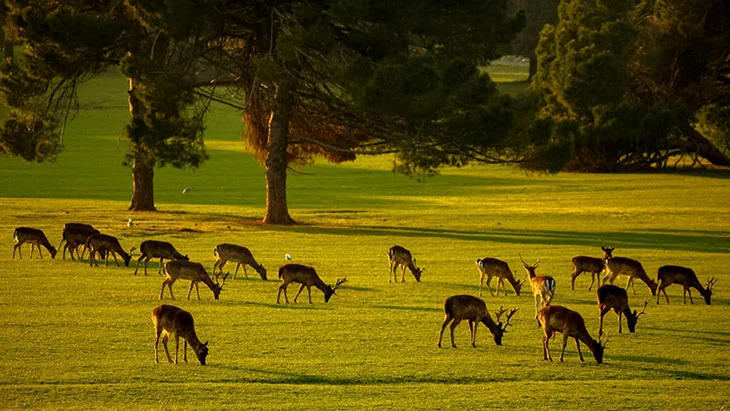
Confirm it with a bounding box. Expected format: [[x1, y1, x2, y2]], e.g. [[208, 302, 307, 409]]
[[1, 65, 729, 410]]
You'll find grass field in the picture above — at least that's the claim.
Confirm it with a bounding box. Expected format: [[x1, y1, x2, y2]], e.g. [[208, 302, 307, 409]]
[[1, 67, 730, 410]]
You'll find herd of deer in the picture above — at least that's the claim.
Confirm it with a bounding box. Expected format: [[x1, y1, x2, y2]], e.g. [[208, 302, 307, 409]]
[[12, 226, 717, 366]]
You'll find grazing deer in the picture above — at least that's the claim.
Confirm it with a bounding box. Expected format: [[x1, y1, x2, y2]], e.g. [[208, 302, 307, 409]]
[[537, 305, 606, 364], [212, 243, 267, 280], [57, 226, 99, 260], [520, 254, 557, 320], [475, 258, 522, 297], [161, 260, 227, 300], [277, 263, 346, 304], [134, 240, 189, 276], [86, 233, 133, 267], [656, 265, 717, 305], [387, 245, 423, 283], [597, 284, 648, 336], [151, 304, 209, 365], [571, 247, 613, 291], [601, 247, 657, 296], [12, 227, 57, 259], [437, 295, 518, 348], [64, 222, 96, 231]]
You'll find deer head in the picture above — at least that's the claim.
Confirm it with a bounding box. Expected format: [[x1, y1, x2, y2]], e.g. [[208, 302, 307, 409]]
[[196, 341, 209, 365], [256, 264, 268, 281], [601, 247, 615, 260], [519, 254, 540, 276], [493, 306, 519, 346], [324, 278, 347, 302], [213, 273, 229, 300], [627, 298, 649, 333], [704, 277, 718, 305]]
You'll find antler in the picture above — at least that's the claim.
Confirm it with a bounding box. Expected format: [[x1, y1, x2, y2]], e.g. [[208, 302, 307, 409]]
[[332, 278, 347, 294], [495, 305, 519, 331], [219, 272, 230, 287], [636, 298, 649, 318], [519, 253, 540, 268], [600, 331, 610, 348], [707, 277, 718, 291]]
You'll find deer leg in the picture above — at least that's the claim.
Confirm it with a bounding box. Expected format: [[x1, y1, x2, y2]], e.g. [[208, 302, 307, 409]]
[[183, 340, 188, 363], [307, 286, 313, 304], [470, 320, 478, 348], [162, 334, 173, 363], [449, 319, 461, 348], [167, 278, 176, 300], [154, 326, 162, 363], [388, 261, 395, 283], [617, 311, 623, 333], [293, 284, 306, 303], [598, 307, 608, 337], [588, 272, 597, 291], [37, 245, 44, 259], [543, 331, 553, 361], [534, 294, 540, 320], [571, 268, 580, 291], [686, 287, 694, 304], [160, 280, 168, 300], [174, 335, 180, 364], [438, 316, 452, 348], [12, 243, 19, 259], [195, 283, 201, 300], [574, 338, 585, 361], [559, 334, 569, 362], [277, 283, 289, 304], [134, 254, 144, 275], [233, 263, 240, 280], [401, 266, 407, 283], [486, 274, 495, 297], [478, 272, 484, 296], [156, 258, 164, 275], [109, 252, 121, 267]]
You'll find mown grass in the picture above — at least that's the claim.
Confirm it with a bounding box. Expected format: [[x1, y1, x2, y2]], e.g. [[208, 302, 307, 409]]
[[1, 65, 729, 410]]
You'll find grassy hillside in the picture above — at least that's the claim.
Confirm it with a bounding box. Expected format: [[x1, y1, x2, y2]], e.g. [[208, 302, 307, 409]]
[[0, 66, 729, 410]]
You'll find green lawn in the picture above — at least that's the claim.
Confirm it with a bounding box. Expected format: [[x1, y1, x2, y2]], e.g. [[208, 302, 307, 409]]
[[1, 68, 729, 410]]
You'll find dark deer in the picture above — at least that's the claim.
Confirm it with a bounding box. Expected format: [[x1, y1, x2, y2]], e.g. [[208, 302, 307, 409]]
[[134, 240, 188, 275], [12, 227, 57, 259], [151, 304, 209, 365], [161, 261, 227, 300], [597, 284, 648, 336], [58, 226, 99, 260], [437, 294, 518, 348], [475, 258, 522, 297], [656, 265, 717, 305], [277, 264, 346, 304], [86, 233, 133, 267], [571, 247, 613, 291], [520, 254, 557, 320], [538, 304, 607, 364], [387, 245, 423, 283], [212, 243, 267, 280], [601, 247, 657, 295]]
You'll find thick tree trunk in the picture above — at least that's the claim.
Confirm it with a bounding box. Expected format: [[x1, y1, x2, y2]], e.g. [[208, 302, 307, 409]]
[[129, 155, 156, 211], [688, 129, 730, 167], [263, 78, 296, 225]]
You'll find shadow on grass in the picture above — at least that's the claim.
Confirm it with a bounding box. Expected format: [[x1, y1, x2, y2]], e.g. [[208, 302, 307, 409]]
[[372, 305, 442, 313]]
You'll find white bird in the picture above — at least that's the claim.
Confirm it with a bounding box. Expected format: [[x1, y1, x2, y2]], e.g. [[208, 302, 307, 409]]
[[127, 218, 134, 227], [285, 253, 292, 261], [182, 187, 193, 194]]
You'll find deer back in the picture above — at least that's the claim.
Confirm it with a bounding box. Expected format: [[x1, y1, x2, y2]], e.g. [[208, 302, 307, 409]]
[[539, 305, 604, 362], [596, 284, 629, 311], [64, 222, 96, 232], [141, 240, 188, 261], [215, 243, 266, 278], [64, 227, 99, 245], [606, 256, 646, 277], [89, 233, 130, 264], [388, 245, 413, 265], [151, 305, 208, 365], [657, 265, 699, 288], [279, 263, 325, 287], [572, 256, 604, 273]]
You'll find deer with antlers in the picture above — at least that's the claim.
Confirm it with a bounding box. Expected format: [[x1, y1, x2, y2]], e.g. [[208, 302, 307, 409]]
[[86, 233, 134, 267], [475, 258, 523, 297], [134, 240, 189, 276], [277, 263, 346, 304], [151, 305, 209, 365], [656, 265, 717, 305], [387, 245, 423, 283], [597, 284, 648, 336], [571, 247, 613, 291], [12, 227, 57, 259], [212, 243, 267, 281], [161, 261, 227, 300], [520, 255, 557, 320], [601, 247, 657, 296], [438, 295, 518, 349], [538, 304, 606, 364]]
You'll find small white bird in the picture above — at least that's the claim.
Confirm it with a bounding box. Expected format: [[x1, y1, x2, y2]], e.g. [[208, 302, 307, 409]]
[[285, 253, 292, 261], [182, 187, 193, 194], [127, 218, 134, 227]]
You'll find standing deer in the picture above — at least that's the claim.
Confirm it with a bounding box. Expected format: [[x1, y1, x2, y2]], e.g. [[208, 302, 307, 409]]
[[161, 260, 227, 300], [601, 247, 657, 295], [12, 227, 57, 259], [212, 243, 267, 280], [571, 247, 613, 291], [437, 294, 518, 348], [537, 305, 606, 364], [475, 258, 522, 297], [57, 226, 99, 260], [597, 284, 648, 336], [134, 240, 188, 275], [656, 265, 717, 305], [387, 245, 423, 283], [521, 254, 557, 320], [151, 304, 209, 365], [277, 263, 346, 304], [86, 233, 133, 267]]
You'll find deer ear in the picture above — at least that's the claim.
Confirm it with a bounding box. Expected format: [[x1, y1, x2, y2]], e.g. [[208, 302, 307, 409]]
[[203, 341, 209, 347]]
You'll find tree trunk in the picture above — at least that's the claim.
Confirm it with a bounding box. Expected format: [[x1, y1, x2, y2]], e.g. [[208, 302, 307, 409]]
[[263, 78, 296, 225], [129, 155, 156, 211], [688, 129, 730, 167], [527, 52, 537, 83]]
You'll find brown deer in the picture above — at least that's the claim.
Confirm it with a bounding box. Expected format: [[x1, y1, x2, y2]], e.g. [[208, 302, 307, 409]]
[[571, 247, 613, 291], [134, 240, 189, 276], [57, 226, 100, 260], [86, 233, 133, 267], [387, 245, 423, 283], [537, 305, 606, 364], [601, 247, 657, 296], [277, 263, 346, 304], [151, 304, 209, 365], [437, 295, 518, 348], [521, 254, 556, 320], [12, 227, 57, 259], [212, 243, 267, 280], [161, 260, 227, 300], [656, 265, 717, 305], [597, 284, 648, 336], [475, 258, 522, 297]]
